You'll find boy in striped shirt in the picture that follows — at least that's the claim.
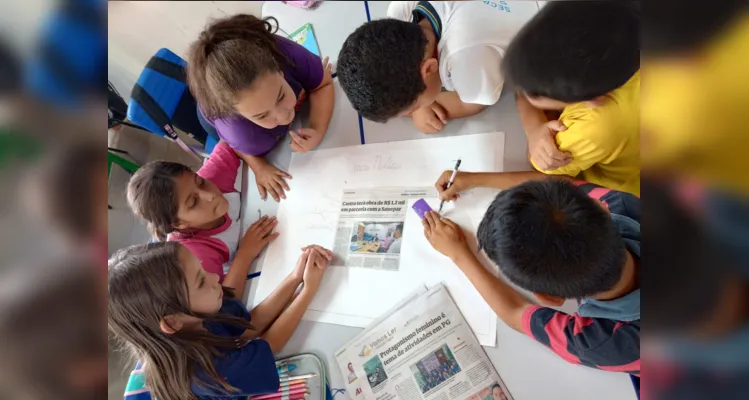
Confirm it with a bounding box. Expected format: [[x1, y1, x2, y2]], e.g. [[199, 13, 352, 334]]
[[425, 173, 640, 374]]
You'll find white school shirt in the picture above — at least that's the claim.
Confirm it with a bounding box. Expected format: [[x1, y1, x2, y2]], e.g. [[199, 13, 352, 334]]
[[388, 1, 538, 105]]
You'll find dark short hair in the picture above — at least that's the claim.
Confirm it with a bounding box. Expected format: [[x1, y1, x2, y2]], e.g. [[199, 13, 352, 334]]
[[502, 1, 640, 102], [642, 0, 746, 54], [337, 19, 428, 122], [477, 179, 626, 298]]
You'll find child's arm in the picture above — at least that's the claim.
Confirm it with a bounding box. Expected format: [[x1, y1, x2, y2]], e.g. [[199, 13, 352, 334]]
[[450, 247, 530, 332], [197, 141, 241, 193], [307, 57, 335, 137], [250, 246, 331, 332], [235, 151, 292, 203], [411, 92, 487, 134], [289, 57, 335, 153], [421, 212, 531, 332], [223, 216, 280, 299], [434, 171, 573, 201], [259, 247, 330, 353], [433, 91, 488, 120], [249, 275, 302, 333], [516, 94, 572, 171]]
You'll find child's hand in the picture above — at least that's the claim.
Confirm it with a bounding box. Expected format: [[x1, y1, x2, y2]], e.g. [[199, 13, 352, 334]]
[[289, 128, 323, 153], [321, 56, 333, 79], [435, 171, 474, 202], [237, 216, 279, 260], [250, 158, 292, 202], [422, 212, 472, 262], [412, 102, 448, 134], [528, 120, 572, 170], [291, 244, 333, 283], [301, 245, 331, 293]]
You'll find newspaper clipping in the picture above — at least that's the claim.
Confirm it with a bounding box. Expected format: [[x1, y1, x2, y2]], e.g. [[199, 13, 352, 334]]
[[332, 187, 432, 271], [335, 284, 513, 400]]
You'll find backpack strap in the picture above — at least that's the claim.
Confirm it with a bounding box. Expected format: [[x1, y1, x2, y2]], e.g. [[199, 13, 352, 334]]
[[131, 83, 202, 162]]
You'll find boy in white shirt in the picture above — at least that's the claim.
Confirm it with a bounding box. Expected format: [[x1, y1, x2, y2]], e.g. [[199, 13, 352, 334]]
[[337, 1, 533, 133]]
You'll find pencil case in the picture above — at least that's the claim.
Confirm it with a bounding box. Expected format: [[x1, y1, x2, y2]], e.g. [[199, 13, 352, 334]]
[[273, 353, 329, 400]]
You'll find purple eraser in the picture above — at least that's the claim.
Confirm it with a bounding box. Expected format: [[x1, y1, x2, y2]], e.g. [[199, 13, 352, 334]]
[[412, 198, 433, 219]]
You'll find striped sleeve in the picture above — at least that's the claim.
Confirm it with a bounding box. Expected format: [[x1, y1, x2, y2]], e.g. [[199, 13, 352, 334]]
[[522, 306, 640, 375], [574, 180, 641, 222]]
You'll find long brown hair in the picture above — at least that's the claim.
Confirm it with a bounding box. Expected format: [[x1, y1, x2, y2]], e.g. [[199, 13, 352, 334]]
[[187, 14, 289, 120], [126, 160, 193, 241], [108, 242, 255, 400]]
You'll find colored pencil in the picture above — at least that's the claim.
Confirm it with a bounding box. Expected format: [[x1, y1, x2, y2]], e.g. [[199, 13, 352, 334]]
[[250, 392, 309, 400], [252, 389, 309, 400], [279, 379, 306, 387], [276, 383, 307, 391], [279, 373, 316, 382]]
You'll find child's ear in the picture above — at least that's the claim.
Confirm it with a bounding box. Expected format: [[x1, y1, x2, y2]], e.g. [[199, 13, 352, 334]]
[[533, 293, 566, 307], [420, 58, 439, 80], [159, 314, 185, 334]]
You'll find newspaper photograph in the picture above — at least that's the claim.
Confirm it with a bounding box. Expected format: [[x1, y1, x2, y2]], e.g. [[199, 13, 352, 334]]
[[335, 284, 513, 400], [332, 187, 432, 271]]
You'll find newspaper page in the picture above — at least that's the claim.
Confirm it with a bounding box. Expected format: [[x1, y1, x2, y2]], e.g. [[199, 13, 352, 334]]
[[335, 284, 513, 400], [331, 187, 432, 271]]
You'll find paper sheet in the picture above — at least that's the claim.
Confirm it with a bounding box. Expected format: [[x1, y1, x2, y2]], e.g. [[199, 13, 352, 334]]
[[254, 132, 505, 346], [400, 191, 500, 346]]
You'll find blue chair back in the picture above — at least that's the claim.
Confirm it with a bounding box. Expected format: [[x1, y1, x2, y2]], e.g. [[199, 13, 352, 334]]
[[127, 48, 218, 154]]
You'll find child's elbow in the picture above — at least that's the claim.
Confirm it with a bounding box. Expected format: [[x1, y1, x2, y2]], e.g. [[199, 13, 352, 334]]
[[260, 334, 283, 354]]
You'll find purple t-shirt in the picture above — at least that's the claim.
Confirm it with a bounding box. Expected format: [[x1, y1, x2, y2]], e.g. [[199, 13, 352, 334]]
[[201, 35, 324, 156]]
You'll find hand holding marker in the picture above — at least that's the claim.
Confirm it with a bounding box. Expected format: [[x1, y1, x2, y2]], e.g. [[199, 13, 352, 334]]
[[438, 159, 462, 213]]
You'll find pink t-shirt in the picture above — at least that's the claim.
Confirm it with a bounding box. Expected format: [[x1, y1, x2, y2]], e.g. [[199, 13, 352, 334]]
[[169, 142, 242, 282]]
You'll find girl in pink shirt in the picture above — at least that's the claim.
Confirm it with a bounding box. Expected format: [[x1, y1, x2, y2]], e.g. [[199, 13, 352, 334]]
[[127, 141, 278, 297]]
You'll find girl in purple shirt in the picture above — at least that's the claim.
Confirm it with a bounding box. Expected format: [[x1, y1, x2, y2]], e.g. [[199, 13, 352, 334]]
[[187, 14, 334, 202]]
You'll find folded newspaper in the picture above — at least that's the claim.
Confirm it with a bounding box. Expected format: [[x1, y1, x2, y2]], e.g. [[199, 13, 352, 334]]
[[335, 284, 513, 400]]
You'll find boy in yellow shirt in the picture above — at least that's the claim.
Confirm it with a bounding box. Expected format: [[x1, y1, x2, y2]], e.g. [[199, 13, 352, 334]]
[[503, 1, 641, 196]]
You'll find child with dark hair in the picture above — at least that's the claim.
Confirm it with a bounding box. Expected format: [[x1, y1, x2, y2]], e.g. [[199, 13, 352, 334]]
[[422, 178, 640, 374], [187, 14, 334, 202], [337, 1, 525, 132], [110, 242, 332, 400], [503, 1, 641, 196]]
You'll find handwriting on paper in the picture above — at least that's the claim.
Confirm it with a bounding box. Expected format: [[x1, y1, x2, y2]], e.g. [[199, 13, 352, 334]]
[[352, 155, 402, 173]]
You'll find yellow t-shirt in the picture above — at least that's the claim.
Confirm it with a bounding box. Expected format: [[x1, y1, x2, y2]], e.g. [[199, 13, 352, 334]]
[[641, 14, 749, 195], [532, 71, 641, 196]]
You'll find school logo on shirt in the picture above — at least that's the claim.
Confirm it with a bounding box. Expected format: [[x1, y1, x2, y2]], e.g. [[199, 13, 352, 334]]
[[483, 1, 512, 13]]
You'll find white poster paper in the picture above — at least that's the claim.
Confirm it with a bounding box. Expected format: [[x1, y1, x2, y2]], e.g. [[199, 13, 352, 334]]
[[253, 132, 505, 344]]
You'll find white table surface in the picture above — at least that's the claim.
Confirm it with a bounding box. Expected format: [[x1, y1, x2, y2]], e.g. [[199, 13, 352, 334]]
[[237, 2, 638, 399]]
